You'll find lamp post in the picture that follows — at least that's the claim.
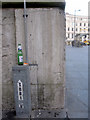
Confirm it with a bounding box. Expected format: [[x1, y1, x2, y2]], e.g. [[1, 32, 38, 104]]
[[74, 9, 81, 40]]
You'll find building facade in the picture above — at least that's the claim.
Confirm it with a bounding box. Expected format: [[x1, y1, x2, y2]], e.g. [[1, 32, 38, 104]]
[[66, 13, 88, 44], [1, 0, 66, 118]]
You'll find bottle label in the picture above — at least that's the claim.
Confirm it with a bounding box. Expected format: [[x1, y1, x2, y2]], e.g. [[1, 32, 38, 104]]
[[19, 56, 23, 63], [18, 46, 22, 51]]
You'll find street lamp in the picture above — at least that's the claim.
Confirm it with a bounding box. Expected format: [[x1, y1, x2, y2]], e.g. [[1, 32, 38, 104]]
[[74, 9, 81, 40]]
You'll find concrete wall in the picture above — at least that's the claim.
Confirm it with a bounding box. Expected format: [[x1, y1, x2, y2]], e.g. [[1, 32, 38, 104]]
[[0, 7, 2, 119], [15, 8, 65, 110], [2, 7, 65, 114], [2, 9, 16, 112]]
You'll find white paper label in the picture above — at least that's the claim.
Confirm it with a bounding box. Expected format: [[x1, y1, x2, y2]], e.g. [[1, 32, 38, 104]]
[[19, 56, 23, 62]]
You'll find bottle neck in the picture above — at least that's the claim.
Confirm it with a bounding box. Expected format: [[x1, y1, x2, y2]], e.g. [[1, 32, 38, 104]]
[[18, 49, 22, 54], [18, 49, 22, 51]]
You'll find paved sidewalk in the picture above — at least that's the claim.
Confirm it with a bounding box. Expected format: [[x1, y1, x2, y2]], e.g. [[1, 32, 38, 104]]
[[65, 46, 88, 118]]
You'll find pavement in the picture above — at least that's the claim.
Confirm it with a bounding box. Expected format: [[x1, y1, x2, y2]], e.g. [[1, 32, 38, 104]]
[[1, 45, 88, 119], [65, 45, 88, 118]]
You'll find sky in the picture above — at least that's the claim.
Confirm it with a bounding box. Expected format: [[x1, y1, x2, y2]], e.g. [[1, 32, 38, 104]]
[[65, 0, 90, 16]]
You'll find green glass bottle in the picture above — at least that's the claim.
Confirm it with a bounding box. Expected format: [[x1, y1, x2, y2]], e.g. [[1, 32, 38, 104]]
[[17, 44, 23, 65]]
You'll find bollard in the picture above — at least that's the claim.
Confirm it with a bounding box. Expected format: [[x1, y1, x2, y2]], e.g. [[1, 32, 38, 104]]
[[12, 65, 31, 118]]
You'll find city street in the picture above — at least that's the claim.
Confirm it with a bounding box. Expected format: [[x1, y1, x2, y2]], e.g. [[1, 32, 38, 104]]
[[65, 45, 88, 118]]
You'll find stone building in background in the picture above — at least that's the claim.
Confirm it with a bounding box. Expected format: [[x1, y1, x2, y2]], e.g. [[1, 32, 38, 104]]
[[66, 13, 88, 45]]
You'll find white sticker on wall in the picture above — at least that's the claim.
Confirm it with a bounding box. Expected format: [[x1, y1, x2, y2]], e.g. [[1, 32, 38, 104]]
[[17, 80, 24, 100]]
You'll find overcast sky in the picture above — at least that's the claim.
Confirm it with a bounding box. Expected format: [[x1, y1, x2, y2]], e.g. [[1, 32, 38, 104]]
[[65, 0, 90, 16]]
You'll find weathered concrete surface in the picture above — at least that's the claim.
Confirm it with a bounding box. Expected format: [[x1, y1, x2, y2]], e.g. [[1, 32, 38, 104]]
[[0, 5, 2, 120], [15, 8, 65, 110], [2, 7, 65, 118], [2, 9, 16, 114]]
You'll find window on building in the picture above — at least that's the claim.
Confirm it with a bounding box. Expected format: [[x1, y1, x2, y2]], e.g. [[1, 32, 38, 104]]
[[68, 34, 70, 38], [88, 28, 90, 32], [76, 28, 78, 31], [80, 23, 82, 26], [72, 34, 73, 38], [84, 23, 86, 26], [72, 28, 74, 31], [76, 23, 77, 26], [84, 28, 85, 32], [68, 27, 70, 31]]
